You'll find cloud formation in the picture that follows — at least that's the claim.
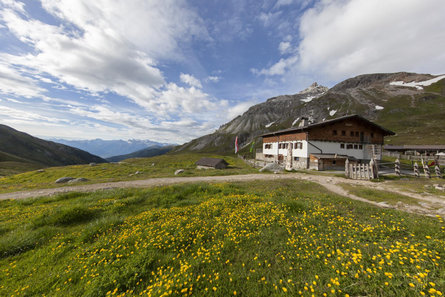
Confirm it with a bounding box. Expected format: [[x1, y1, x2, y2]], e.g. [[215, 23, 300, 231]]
[[256, 0, 445, 82]]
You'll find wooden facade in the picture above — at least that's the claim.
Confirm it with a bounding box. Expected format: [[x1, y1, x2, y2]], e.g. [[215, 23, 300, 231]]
[[263, 132, 306, 143], [306, 118, 385, 144]]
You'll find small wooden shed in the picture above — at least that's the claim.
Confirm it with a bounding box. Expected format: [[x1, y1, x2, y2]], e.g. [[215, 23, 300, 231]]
[[195, 158, 228, 169]]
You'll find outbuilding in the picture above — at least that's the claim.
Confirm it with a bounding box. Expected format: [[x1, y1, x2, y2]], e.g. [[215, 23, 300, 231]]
[[195, 158, 228, 169]]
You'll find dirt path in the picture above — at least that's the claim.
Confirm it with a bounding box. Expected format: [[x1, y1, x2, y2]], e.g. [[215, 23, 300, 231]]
[[0, 173, 443, 216]]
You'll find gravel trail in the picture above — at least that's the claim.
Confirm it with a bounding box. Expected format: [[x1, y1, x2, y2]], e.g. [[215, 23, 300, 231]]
[[1, 173, 443, 216]]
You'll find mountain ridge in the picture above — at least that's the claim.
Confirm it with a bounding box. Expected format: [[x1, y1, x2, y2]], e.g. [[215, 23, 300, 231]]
[[174, 72, 445, 154], [50, 138, 173, 158], [0, 125, 107, 175]]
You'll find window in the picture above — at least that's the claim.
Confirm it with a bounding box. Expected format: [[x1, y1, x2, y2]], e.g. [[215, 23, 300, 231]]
[[359, 144, 363, 149], [355, 131, 359, 137], [332, 130, 337, 135], [350, 131, 354, 137], [264, 144, 272, 149], [340, 143, 345, 149], [294, 157, 299, 161], [346, 144, 353, 149], [332, 160, 336, 165], [354, 144, 358, 149], [371, 132, 374, 138], [341, 130, 346, 136]]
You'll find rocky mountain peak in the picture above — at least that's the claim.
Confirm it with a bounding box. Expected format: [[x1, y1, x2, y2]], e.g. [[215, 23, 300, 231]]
[[299, 82, 329, 95]]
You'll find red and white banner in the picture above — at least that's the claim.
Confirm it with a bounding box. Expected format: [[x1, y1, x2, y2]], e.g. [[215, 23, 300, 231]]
[[235, 136, 238, 154]]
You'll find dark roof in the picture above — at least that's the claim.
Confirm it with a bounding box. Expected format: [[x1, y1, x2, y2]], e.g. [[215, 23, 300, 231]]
[[261, 114, 395, 137], [384, 145, 445, 151], [195, 157, 228, 167]]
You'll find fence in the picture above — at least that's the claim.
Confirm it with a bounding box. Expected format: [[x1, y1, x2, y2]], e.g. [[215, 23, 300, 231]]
[[345, 158, 444, 180], [345, 159, 378, 180]]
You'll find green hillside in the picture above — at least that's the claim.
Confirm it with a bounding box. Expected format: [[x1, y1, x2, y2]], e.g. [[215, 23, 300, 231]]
[[0, 125, 107, 175], [1, 180, 444, 296], [378, 79, 445, 145]]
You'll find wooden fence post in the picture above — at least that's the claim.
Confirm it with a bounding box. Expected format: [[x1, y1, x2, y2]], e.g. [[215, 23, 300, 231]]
[[435, 165, 441, 178], [395, 158, 401, 176], [370, 159, 375, 179], [414, 162, 419, 178]]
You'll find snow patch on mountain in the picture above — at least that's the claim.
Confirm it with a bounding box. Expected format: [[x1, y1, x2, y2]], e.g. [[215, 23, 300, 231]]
[[329, 109, 337, 116], [301, 95, 316, 103], [390, 74, 445, 90], [265, 122, 275, 128], [375, 105, 384, 110]]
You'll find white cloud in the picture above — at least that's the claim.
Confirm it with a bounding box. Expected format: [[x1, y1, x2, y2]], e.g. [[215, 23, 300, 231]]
[[157, 83, 216, 115], [180, 73, 202, 88], [227, 100, 257, 119], [0, 0, 209, 112], [258, 11, 282, 27], [0, 105, 67, 123], [0, 0, 25, 12], [252, 56, 298, 76], [297, 0, 445, 79], [206, 76, 221, 82], [0, 60, 46, 98], [278, 41, 291, 54]]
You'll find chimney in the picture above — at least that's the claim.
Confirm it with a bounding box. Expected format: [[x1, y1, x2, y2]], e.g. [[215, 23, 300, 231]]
[[299, 117, 308, 127]]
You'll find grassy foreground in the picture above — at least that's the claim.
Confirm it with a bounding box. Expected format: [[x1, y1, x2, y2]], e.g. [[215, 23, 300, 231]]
[[0, 154, 258, 194], [0, 180, 444, 296]]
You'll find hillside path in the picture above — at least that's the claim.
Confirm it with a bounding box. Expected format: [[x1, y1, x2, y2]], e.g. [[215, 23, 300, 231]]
[[0, 173, 444, 216]]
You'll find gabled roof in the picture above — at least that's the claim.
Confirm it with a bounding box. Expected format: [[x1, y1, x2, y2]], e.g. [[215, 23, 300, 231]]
[[195, 157, 228, 167], [261, 114, 395, 137]]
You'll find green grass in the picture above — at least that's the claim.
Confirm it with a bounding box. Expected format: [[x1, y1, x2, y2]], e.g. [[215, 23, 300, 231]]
[[0, 153, 259, 193], [0, 180, 444, 296], [340, 183, 422, 206], [386, 178, 445, 197], [377, 92, 445, 145]]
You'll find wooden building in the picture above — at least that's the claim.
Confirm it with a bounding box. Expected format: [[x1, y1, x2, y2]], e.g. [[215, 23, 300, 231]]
[[257, 115, 395, 170], [195, 158, 228, 169]]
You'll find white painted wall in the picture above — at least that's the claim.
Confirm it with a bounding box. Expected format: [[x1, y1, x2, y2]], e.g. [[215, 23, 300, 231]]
[[264, 141, 308, 157], [264, 140, 382, 160], [308, 141, 382, 160]]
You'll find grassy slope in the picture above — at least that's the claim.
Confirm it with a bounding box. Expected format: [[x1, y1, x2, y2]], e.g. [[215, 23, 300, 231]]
[[0, 151, 44, 176], [378, 79, 445, 145], [0, 153, 258, 193], [0, 180, 444, 296]]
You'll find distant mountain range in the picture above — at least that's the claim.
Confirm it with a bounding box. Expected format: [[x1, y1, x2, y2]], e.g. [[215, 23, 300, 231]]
[[49, 138, 173, 158], [174, 72, 445, 154], [0, 125, 106, 175], [106, 145, 174, 162]]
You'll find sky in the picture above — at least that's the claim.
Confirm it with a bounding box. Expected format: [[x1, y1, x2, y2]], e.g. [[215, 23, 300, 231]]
[[0, 0, 444, 144]]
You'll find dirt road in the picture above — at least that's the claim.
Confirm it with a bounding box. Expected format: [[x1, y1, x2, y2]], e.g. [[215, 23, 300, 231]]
[[0, 173, 443, 216]]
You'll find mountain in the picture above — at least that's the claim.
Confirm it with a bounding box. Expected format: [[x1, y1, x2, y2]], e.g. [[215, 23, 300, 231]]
[[50, 138, 173, 158], [106, 145, 174, 162], [174, 72, 445, 154], [0, 125, 107, 175]]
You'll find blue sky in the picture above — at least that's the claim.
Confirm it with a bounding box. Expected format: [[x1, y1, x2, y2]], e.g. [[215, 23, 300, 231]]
[[0, 0, 444, 143]]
